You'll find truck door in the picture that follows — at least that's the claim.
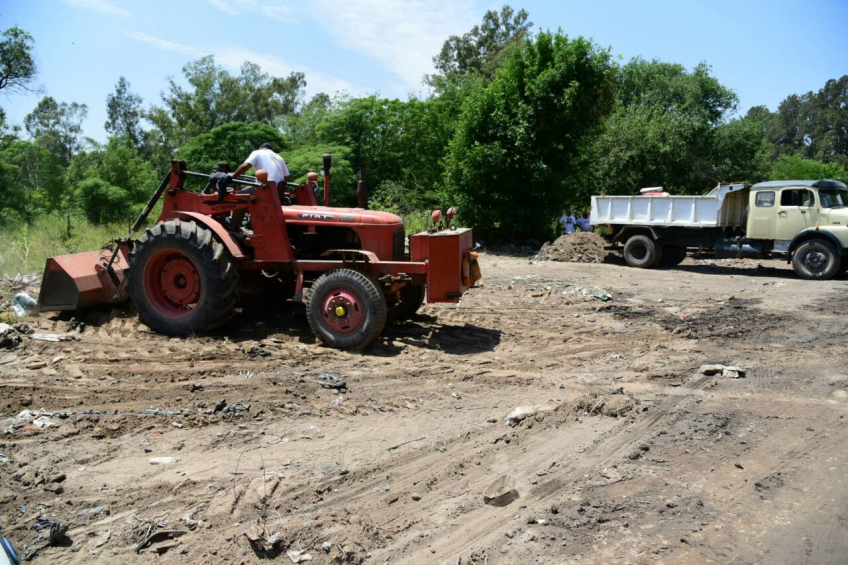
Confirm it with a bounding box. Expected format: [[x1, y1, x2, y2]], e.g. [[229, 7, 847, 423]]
[[775, 188, 818, 240]]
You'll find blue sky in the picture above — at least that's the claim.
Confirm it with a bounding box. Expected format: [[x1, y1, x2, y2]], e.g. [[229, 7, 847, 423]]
[[1, 0, 846, 142]]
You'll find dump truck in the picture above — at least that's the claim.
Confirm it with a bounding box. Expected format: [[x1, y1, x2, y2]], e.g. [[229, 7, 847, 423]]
[[590, 179, 848, 280], [38, 157, 481, 350]]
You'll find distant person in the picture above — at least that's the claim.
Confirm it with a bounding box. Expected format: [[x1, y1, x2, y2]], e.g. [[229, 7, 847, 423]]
[[228, 143, 291, 229], [559, 209, 577, 235], [576, 210, 593, 232]]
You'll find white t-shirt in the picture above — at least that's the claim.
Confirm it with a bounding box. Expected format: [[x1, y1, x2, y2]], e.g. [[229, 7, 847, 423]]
[[559, 215, 576, 234], [576, 217, 592, 232], [245, 148, 290, 183]]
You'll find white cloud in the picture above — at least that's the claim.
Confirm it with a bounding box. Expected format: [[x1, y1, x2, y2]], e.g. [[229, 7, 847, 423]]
[[126, 31, 354, 96], [207, 0, 298, 23], [310, 0, 480, 90], [63, 0, 131, 16]]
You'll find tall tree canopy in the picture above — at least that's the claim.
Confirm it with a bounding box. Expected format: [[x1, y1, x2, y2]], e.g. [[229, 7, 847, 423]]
[[147, 56, 306, 151], [427, 5, 532, 88], [105, 77, 144, 148], [0, 27, 38, 94], [23, 96, 88, 165], [444, 31, 616, 241]]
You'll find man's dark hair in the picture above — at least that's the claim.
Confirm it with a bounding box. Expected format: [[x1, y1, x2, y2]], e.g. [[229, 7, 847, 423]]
[[260, 142, 273, 150]]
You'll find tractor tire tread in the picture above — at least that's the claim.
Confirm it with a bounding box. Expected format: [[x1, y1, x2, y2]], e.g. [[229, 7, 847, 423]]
[[306, 269, 387, 351], [128, 219, 240, 335]]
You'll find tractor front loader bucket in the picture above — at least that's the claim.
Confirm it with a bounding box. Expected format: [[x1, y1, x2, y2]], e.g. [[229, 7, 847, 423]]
[[38, 244, 131, 312]]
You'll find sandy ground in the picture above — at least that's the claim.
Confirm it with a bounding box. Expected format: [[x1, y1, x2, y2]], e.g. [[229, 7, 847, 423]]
[[1, 253, 847, 564]]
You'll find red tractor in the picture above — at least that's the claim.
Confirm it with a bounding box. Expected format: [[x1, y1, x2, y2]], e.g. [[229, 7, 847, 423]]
[[38, 156, 481, 350]]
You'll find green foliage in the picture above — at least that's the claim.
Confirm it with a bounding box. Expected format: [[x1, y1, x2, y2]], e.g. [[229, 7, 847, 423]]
[[0, 26, 38, 94], [0, 140, 66, 222], [147, 56, 305, 150], [280, 93, 331, 147], [285, 145, 357, 206], [444, 31, 616, 241], [766, 75, 848, 167], [0, 213, 124, 276], [428, 5, 533, 88], [23, 96, 88, 165], [582, 59, 740, 198], [66, 137, 159, 203], [179, 121, 288, 174], [76, 178, 132, 224], [105, 77, 144, 148], [769, 155, 847, 182]]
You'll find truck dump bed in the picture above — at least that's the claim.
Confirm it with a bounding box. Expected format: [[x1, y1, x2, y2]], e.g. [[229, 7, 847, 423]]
[[591, 184, 749, 228]]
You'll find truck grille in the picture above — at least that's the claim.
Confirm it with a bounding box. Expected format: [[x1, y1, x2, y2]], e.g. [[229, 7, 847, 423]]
[[393, 229, 405, 261]]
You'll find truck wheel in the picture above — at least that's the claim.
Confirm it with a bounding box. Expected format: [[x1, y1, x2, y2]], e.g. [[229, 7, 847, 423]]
[[792, 240, 841, 280], [128, 219, 239, 335], [660, 244, 687, 267], [387, 284, 425, 324], [624, 235, 662, 268], [306, 269, 387, 350]]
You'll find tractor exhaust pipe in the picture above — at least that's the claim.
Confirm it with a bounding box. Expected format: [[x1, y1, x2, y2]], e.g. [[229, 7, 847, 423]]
[[322, 153, 332, 207]]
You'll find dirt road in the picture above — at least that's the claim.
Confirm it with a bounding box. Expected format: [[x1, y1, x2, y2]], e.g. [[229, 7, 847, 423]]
[[1, 254, 847, 564]]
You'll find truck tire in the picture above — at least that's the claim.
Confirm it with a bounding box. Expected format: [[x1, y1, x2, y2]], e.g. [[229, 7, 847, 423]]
[[128, 219, 240, 335], [306, 269, 387, 350], [624, 235, 662, 268], [660, 244, 687, 267], [792, 240, 842, 280], [387, 284, 425, 323]]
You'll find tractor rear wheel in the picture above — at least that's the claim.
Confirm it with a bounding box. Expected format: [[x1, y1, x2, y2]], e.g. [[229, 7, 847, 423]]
[[128, 219, 239, 335], [388, 284, 425, 323], [306, 269, 387, 350]]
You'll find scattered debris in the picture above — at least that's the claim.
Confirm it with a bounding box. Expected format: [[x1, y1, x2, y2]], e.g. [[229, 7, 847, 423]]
[[245, 520, 285, 555], [3, 409, 73, 434], [149, 457, 180, 465], [29, 333, 81, 342], [700, 364, 746, 378], [483, 475, 520, 507], [33, 516, 68, 545], [82, 409, 117, 416], [212, 399, 250, 415], [287, 548, 314, 563], [135, 529, 187, 553], [0, 323, 21, 349], [245, 345, 271, 358], [11, 292, 38, 317], [317, 373, 347, 390], [138, 407, 182, 417], [505, 405, 555, 427]]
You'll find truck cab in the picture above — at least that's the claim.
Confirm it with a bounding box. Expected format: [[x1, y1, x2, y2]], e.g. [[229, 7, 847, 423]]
[[747, 180, 848, 278]]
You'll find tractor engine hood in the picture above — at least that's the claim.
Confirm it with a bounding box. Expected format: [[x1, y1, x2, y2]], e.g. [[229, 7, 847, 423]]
[[282, 206, 403, 227]]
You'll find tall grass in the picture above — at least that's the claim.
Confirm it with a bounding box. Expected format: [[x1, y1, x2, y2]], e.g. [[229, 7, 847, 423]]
[[0, 214, 128, 277]]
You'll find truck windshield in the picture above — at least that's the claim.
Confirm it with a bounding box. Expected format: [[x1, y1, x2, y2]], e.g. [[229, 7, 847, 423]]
[[819, 189, 847, 208]]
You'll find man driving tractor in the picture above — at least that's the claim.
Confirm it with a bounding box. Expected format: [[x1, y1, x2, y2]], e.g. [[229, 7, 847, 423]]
[[228, 142, 291, 229]]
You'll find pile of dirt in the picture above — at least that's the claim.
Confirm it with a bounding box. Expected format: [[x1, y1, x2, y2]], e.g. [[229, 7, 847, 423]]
[[533, 232, 611, 263]]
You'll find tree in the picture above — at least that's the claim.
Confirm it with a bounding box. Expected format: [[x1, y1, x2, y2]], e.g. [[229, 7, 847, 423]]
[[178, 122, 288, 174], [75, 178, 132, 223], [148, 57, 306, 150], [281, 93, 332, 148], [285, 145, 357, 206], [0, 27, 38, 94], [427, 5, 532, 87], [767, 76, 848, 167], [23, 96, 88, 165], [444, 31, 616, 241], [769, 155, 847, 182], [66, 137, 159, 206], [0, 140, 66, 222], [581, 59, 739, 198], [105, 77, 144, 148]]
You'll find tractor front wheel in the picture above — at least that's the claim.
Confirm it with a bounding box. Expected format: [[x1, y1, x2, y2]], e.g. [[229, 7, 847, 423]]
[[128, 219, 239, 335], [306, 269, 387, 350]]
